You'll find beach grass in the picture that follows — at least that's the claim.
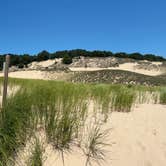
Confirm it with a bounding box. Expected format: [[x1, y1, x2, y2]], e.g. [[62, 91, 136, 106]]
[[0, 77, 165, 165]]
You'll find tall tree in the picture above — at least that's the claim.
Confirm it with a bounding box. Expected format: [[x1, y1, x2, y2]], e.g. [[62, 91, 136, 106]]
[[37, 50, 50, 61]]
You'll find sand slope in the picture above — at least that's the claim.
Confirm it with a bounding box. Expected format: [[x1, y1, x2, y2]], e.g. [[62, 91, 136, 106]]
[[110, 104, 166, 166], [41, 104, 166, 166], [13, 103, 166, 166], [0, 70, 70, 80], [0, 59, 164, 80]]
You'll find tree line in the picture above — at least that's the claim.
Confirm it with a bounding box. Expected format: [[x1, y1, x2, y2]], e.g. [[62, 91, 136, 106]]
[[0, 49, 165, 69]]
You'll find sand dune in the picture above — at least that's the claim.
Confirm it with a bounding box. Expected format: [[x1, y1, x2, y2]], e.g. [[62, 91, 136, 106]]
[[0, 63, 163, 81], [14, 104, 166, 166], [69, 62, 163, 76], [0, 59, 164, 80], [0, 60, 165, 165], [43, 104, 166, 166]]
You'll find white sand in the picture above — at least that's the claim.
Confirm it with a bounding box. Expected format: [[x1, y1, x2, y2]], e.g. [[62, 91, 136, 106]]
[[151, 62, 163, 65], [39, 104, 166, 166], [46, 104, 166, 166], [29, 60, 56, 69], [15, 103, 166, 166], [0, 63, 160, 80], [0, 70, 69, 80], [5, 71, 44, 79], [0, 60, 163, 80], [109, 104, 166, 166]]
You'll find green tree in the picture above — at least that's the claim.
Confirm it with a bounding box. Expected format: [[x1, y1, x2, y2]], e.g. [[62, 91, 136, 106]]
[[37, 50, 50, 61], [129, 53, 143, 60], [62, 54, 73, 64]]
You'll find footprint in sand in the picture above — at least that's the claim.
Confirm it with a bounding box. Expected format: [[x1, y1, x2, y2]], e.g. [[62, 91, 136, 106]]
[[146, 161, 152, 166], [137, 141, 146, 151]]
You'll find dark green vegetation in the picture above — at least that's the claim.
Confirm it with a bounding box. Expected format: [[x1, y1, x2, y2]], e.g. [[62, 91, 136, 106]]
[[72, 70, 166, 86], [62, 54, 73, 64], [160, 88, 166, 104], [0, 49, 166, 69], [0, 78, 165, 165]]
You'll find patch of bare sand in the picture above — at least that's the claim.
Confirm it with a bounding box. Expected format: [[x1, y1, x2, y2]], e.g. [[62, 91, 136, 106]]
[[29, 59, 57, 69], [53, 104, 166, 166], [109, 104, 166, 166], [0, 71, 70, 80], [0, 71, 44, 79], [15, 104, 166, 166], [41, 104, 166, 166]]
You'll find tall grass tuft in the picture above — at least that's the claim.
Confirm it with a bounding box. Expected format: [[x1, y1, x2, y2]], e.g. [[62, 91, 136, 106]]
[[0, 78, 165, 165], [159, 88, 166, 104], [83, 125, 109, 166], [28, 139, 43, 166], [0, 88, 34, 165], [112, 86, 136, 112]]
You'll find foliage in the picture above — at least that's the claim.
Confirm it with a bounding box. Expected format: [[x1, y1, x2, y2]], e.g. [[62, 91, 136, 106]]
[[83, 125, 109, 166], [160, 87, 166, 104], [0, 49, 165, 70], [0, 78, 165, 165], [28, 139, 43, 166], [62, 54, 73, 64], [0, 89, 33, 166], [71, 69, 166, 86], [37, 51, 50, 62]]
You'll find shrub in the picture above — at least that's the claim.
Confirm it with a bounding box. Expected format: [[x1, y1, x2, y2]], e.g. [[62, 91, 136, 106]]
[[62, 55, 72, 64]]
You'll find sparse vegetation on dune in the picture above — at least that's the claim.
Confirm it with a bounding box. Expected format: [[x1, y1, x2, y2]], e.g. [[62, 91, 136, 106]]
[[0, 90, 33, 166], [83, 125, 110, 166], [28, 139, 43, 166], [159, 88, 166, 104], [0, 78, 165, 165], [71, 70, 166, 86], [1, 49, 165, 70]]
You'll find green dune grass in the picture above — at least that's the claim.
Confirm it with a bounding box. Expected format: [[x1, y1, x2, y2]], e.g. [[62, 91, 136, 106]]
[[0, 78, 165, 165]]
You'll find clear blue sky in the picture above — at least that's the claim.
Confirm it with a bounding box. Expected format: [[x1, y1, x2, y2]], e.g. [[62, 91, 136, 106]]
[[0, 0, 166, 57]]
